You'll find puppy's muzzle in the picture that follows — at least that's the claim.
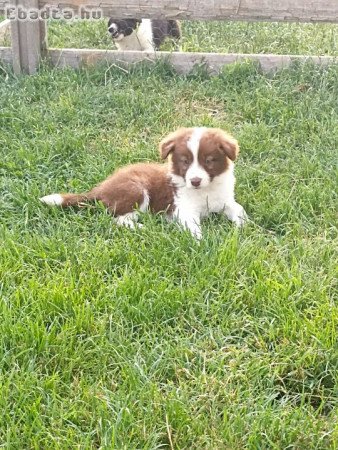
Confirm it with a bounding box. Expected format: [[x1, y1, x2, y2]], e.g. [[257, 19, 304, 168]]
[[108, 27, 119, 38]]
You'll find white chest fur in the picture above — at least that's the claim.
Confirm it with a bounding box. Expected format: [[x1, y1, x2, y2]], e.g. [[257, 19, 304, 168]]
[[173, 167, 236, 216], [170, 165, 246, 239], [114, 19, 154, 52]]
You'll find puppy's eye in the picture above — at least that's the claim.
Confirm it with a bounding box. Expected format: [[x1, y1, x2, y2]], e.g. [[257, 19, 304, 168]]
[[181, 158, 189, 165], [206, 157, 215, 165]]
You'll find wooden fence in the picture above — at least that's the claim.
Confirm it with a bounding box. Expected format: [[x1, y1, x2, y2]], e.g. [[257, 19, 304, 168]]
[[0, 0, 337, 75]]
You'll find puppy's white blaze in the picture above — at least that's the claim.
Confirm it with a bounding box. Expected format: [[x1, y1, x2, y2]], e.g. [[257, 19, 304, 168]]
[[39, 193, 63, 206], [186, 127, 209, 188], [187, 127, 205, 158]]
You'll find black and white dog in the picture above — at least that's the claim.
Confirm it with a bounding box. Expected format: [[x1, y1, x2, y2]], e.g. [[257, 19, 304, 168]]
[[108, 18, 181, 51]]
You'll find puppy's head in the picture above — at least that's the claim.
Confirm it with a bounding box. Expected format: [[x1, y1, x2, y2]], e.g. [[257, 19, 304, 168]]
[[160, 127, 239, 189], [108, 18, 140, 41]]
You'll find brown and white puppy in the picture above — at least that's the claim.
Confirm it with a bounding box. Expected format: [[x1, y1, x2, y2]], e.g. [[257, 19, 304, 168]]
[[108, 18, 181, 51], [40, 127, 247, 239]]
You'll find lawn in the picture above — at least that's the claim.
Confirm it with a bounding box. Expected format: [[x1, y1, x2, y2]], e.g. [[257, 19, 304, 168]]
[[48, 20, 338, 55], [1, 19, 338, 55], [1, 20, 338, 449]]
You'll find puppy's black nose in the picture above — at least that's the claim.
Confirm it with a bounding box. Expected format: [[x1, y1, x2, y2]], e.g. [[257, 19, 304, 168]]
[[191, 177, 202, 187]]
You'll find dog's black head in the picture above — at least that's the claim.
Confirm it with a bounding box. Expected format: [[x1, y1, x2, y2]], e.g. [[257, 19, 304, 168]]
[[108, 19, 141, 40]]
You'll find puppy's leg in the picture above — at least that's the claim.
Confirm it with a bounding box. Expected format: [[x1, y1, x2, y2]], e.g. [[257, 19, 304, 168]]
[[97, 183, 149, 230], [223, 202, 248, 227], [115, 212, 143, 229], [174, 209, 202, 239]]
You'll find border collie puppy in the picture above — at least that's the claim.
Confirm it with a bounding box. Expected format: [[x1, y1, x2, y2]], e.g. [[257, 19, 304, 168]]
[[40, 127, 247, 239], [107, 18, 181, 51]]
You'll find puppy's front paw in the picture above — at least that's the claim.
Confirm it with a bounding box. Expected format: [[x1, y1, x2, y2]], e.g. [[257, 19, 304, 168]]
[[224, 202, 248, 227], [234, 207, 248, 227], [183, 222, 202, 240]]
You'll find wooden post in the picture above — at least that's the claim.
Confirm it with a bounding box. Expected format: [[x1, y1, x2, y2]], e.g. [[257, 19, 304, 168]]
[[10, 0, 47, 74]]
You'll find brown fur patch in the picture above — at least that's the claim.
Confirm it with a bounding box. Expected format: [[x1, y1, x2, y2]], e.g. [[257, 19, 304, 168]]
[[197, 129, 239, 179], [89, 163, 175, 215], [61, 193, 92, 207], [159, 128, 192, 159], [159, 128, 194, 179], [203, 128, 239, 162]]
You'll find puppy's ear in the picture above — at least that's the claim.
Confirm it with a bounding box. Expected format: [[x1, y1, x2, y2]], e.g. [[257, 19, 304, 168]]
[[159, 128, 187, 160], [159, 138, 175, 159], [215, 129, 239, 161]]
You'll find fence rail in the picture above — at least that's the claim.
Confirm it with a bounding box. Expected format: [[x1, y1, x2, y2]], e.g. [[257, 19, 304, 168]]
[[0, 0, 337, 75], [2, 0, 338, 22], [1, 47, 336, 73]]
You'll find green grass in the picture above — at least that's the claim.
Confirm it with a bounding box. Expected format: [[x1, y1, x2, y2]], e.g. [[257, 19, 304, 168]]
[[47, 19, 338, 55], [1, 42, 338, 449], [1, 19, 337, 55]]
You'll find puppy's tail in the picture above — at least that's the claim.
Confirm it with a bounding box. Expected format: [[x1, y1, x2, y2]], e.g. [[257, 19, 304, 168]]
[[40, 191, 95, 207]]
